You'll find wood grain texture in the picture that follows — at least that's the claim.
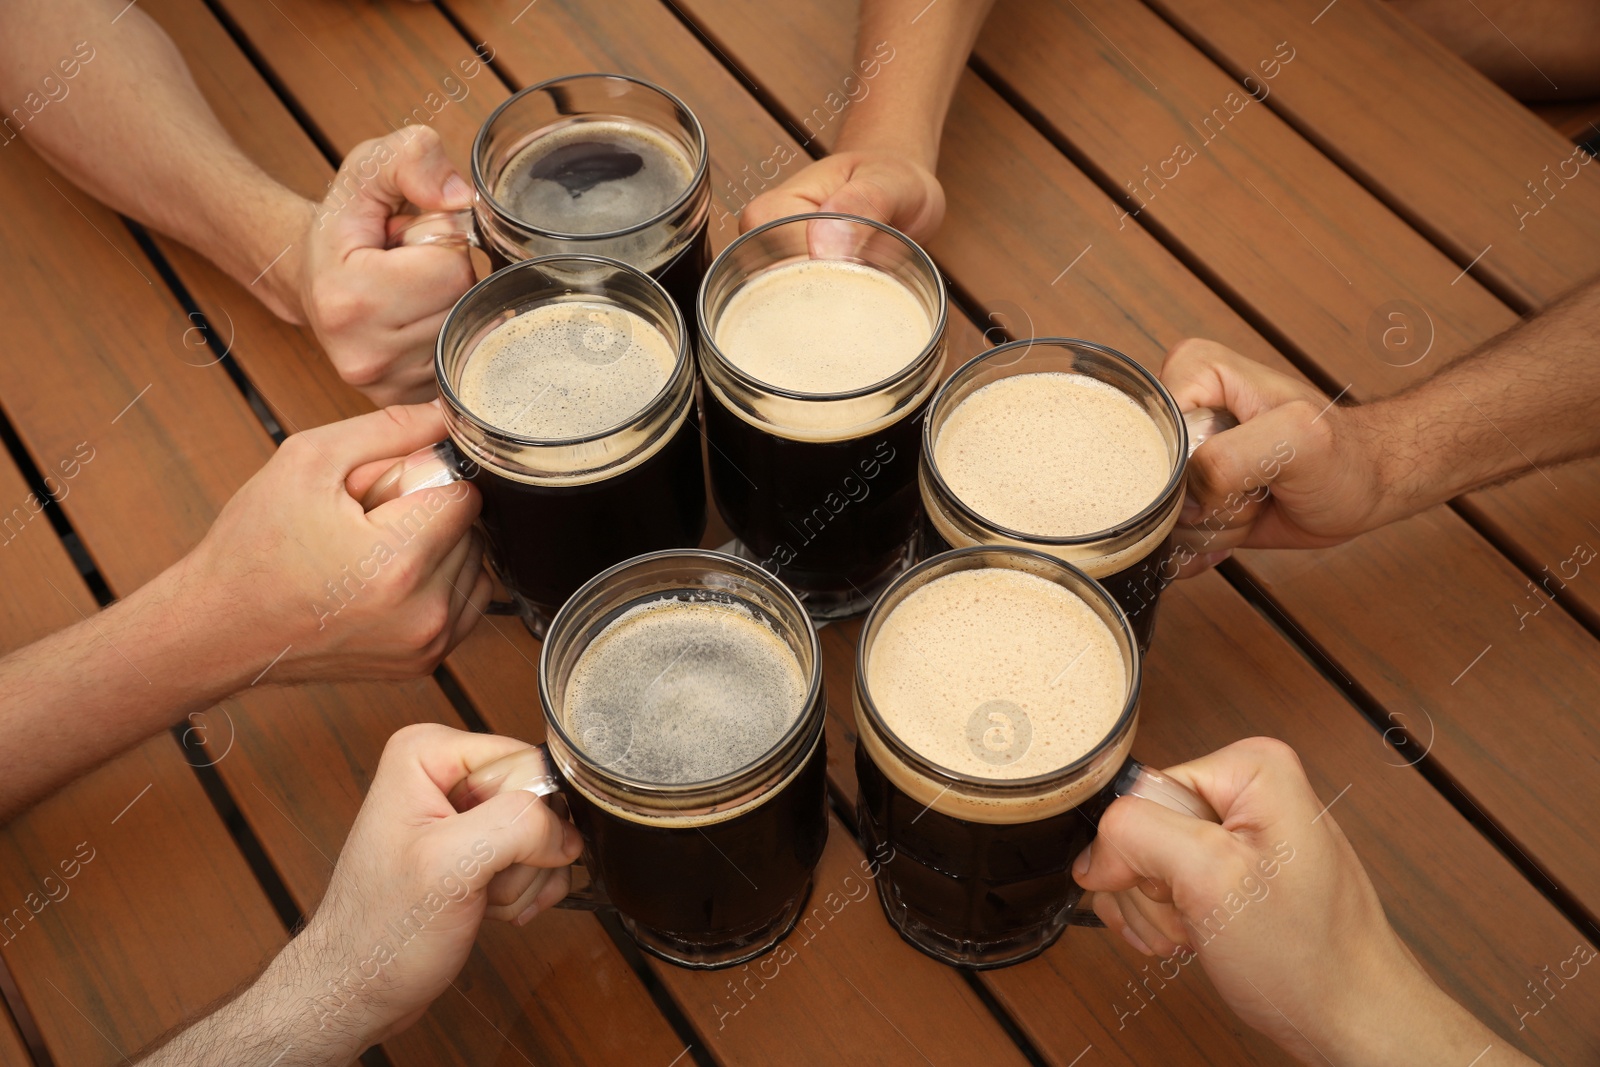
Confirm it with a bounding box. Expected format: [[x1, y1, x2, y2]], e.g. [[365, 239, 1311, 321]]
[[976, 0, 1600, 660], [0, 450, 284, 1066], [1145, 0, 1600, 311], [678, 0, 1600, 925], [668, 0, 1600, 1061], [0, 111, 679, 1067], [0, 1006, 29, 1067]]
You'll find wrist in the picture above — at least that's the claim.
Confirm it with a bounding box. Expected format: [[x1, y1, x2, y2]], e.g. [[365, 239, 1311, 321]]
[[250, 188, 314, 325], [1343, 399, 1431, 532], [142, 548, 273, 697]]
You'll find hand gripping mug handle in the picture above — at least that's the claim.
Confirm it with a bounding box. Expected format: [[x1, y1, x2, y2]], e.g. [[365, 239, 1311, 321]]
[[387, 209, 481, 250], [1068, 758, 1222, 930], [1182, 407, 1238, 456], [448, 744, 608, 911], [360, 441, 521, 616]]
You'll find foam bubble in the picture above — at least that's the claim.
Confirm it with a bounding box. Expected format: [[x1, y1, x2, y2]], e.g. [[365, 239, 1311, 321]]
[[564, 598, 808, 785], [866, 568, 1126, 782], [713, 260, 931, 395], [456, 300, 676, 439], [934, 372, 1171, 537]]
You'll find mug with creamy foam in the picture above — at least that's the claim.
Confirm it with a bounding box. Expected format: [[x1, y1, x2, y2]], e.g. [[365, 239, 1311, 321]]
[[697, 213, 948, 621], [853, 546, 1217, 969], [920, 338, 1234, 651]]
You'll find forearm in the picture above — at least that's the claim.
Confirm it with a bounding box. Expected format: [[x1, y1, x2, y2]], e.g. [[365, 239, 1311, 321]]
[[138, 929, 369, 1066], [1360, 274, 1600, 524], [1337, 969, 1540, 1066], [833, 0, 996, 166], [2, 0, 310, 320], [0, 556, 253, 819]]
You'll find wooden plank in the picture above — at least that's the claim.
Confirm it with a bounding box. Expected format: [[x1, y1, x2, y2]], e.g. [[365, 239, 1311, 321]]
[[976, 0, 1600, 670], [0, 450, 285, 1064], [677, 0, 1600, 920], [662, 1, 1600, 1062], [0, 995, 31, 1067], [1529, 99, 1600, 143], [209, 0, 1030, 1059], [1145, 0, 1600, 311], [0, 130, 680, 1065]]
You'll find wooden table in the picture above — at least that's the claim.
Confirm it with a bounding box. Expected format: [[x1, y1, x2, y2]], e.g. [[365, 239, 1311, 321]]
[[2, 1, 1598, 1063]]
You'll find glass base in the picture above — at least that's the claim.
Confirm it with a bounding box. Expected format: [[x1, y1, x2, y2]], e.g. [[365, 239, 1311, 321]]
[[621, 876, 814, 969], [723, 536, 918, 622], [873, 874, 1071, 970]]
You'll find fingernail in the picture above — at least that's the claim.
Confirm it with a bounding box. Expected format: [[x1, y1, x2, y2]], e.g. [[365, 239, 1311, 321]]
[[1179, 493, 1202, 524], [808, 218, 865, 260], [515, 904, 540, 926], [443, 174, 472, 207], [1200, 549, 1233, 569], [429, 397, 443, 409], [1071, 843, 1092, 878], [1121, 926, 1153, 955], [563, 822, 584, 857]]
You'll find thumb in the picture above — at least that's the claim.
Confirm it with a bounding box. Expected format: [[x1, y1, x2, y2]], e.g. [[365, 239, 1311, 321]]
[[1181, 410, 1299, 539], [438, 790, 583, 891], [323, 126, 474, 258]]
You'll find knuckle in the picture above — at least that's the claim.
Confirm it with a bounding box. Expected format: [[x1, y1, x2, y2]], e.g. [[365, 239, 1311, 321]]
[[386, 721, 448, 759], [310, 285, 370, 336]]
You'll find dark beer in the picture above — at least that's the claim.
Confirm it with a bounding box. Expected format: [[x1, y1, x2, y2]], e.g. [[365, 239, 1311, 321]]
[[699, 219, 947, 620], [854, 550, 1142, 968], [540, 552, 830, 968], [921, 341, 1193, 652], [435, 257, 706, 632], [475, 76, 711, 325]]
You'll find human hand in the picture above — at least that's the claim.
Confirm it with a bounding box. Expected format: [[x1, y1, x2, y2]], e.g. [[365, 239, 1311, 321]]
[[1160, 339, 1390, 577], [174, 402, 491, 685], [1075, 738, 1533, 1066], [740, 150, 944, 255], [296, 126, 477, 406], [283, 725, 580, 1053]]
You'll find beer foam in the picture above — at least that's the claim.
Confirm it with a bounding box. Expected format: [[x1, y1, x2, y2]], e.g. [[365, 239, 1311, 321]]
[[866, 569, 1126, 787], [934, 373, 1171, 537], [714, 260, 932, 395], [494, 119, 695, 235], [456, 301, 676, 440], [564, 598, 808, 785]]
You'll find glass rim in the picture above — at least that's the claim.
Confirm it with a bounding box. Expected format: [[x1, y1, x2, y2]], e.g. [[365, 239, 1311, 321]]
[[695, 212, 950, 402], [854, 545, 1142, 792], [538, 548, 825, 797], [921, 337, 1189, 546], [472, 72, 710, 242], [435, 253, 690, 450]]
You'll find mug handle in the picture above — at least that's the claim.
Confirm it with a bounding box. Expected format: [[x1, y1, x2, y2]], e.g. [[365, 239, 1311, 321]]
[[1182, 407, 1238, 456], [1068, 757, 1221, 929], [360, 441, 522, 617], [448, 743, 608, 911], [388, 208, 481, 250]]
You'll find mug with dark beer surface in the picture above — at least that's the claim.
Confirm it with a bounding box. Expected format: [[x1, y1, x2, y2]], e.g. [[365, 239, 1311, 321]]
[[394, 72, 711, 324], [455, 550, 830, 969], [853, 546, 1218, 969], [919, 338, 1235, 651]]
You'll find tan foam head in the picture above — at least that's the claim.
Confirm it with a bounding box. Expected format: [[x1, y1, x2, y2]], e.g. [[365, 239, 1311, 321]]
[[710, 259, 933, 439], [563, 597, 809, 787], [934, 372, 1171, 538], [861, 568, 1132, 822]]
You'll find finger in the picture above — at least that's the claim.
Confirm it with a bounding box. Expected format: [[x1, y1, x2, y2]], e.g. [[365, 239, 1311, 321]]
[[486, 865, 558, 922], [1179, 408, 1305, 543], [439, 791, 584, 889], [294, 402, 447, 478], [1160, 339, 1320, 420], [741, 188, 828, 234], [324, 127, 474, 260], [366, 479, 482, 574], [382, 723, 536, 798], [431, 529, 486, 642], [1117, 888, 1189, 957], [340, 246, 476, 326], [444, 565, 494, 654], [1074, 793, 1242, 897], [521, 865, 572, 923]]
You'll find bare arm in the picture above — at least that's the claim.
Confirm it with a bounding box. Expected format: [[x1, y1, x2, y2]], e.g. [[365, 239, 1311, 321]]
[[741, 0, 995, 241], [1160, 274, 1600, 573], [1, 0, 311, 320]]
